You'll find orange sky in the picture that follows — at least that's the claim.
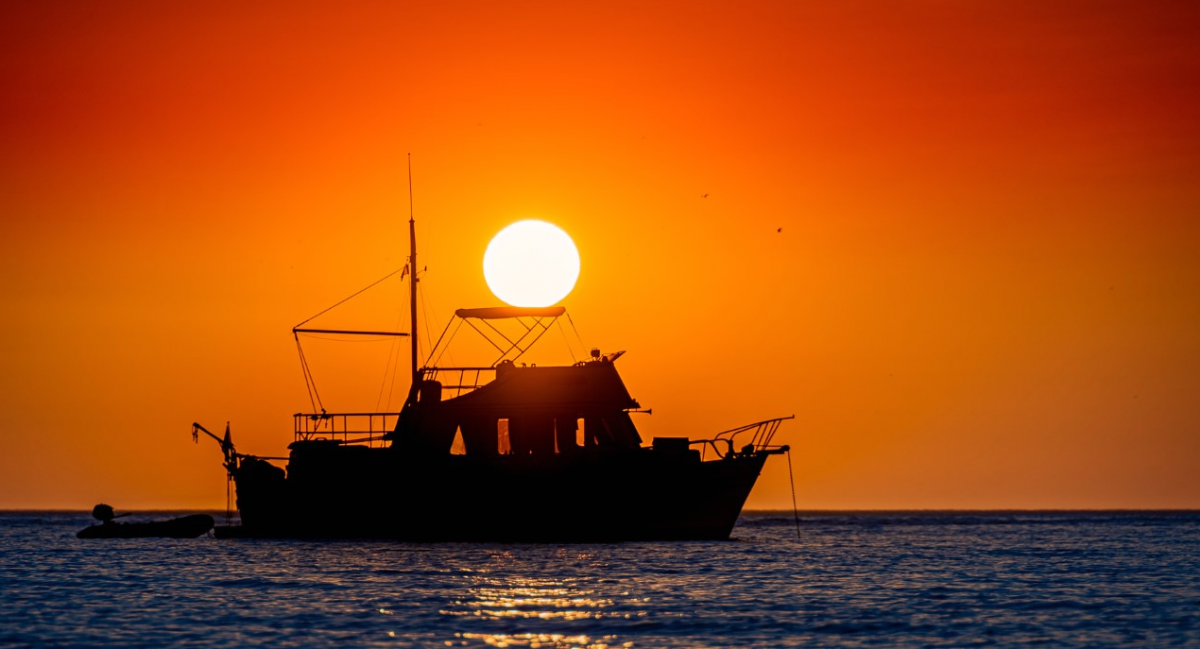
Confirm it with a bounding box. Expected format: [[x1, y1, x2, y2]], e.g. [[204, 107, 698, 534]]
[[2, 0, 1198, 510]]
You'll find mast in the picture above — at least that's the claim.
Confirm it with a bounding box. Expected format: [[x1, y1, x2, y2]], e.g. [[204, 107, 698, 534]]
[[407, 154, 419, 381]]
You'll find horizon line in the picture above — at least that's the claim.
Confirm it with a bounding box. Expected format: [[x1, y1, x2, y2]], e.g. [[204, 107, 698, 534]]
[[5, 507, 1198, 514]]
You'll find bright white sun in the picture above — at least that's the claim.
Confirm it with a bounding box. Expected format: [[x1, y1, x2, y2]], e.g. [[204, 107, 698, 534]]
[[483, 220, 580, 307]]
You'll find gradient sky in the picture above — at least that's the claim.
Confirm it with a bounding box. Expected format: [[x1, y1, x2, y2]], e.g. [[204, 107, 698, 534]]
[[2, 0, 1198, 510]]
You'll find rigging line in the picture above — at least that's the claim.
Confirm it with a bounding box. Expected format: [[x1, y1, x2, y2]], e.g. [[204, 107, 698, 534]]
[[384, 341, 403, 410], [428, 315, 463, 369], [295, 337, 322, 413], [383, 307, 408, 411], [564, 311, 586, 351], [301, 344, 322, 412], [293, 266, 406, 330], [295, 334, 399, 343], [786, 448, 801, 541], [301, 341, 325, 413], [375, 312, 404, 413], [555, 318, 579, 364], [418, 276, 437, 365]]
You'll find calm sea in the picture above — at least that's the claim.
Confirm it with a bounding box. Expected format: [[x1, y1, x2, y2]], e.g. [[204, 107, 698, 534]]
[[1, 511, 1197, 648]]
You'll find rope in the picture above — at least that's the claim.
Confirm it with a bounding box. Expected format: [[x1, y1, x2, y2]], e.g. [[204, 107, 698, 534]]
[[428, 316, 464, 370], [295, 336, 324, 413], [786, 447, 801, 541], [375, 310, 406, 412], [293, 267, 406, 329], [298, 335, 398, 343], [418, 272, 436, 362], [555, 319, 578, 364], [564, 311, 586, 351], [293, 267, 407, 415]]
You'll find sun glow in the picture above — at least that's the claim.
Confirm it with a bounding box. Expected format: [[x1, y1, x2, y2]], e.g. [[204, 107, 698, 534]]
[[483, 220, 581, 307]]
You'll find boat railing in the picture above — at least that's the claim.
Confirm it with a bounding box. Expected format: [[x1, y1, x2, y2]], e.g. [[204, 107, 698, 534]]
[[293, 412, 402, 447], [691, 415, 795, 460], [422, 366, 497, 399]]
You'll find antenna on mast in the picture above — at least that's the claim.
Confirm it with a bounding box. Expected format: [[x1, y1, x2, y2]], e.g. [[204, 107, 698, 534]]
[[407, 153, 415, 221], [407, 154, 419, 381]]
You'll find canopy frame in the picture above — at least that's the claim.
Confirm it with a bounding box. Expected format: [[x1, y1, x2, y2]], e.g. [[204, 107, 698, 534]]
[[426, 306, 568, 371]]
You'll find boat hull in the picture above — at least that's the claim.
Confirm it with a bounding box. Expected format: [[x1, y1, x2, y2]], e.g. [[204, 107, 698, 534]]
[[77, 514, 215, 539], [228, 448, 770, 541]]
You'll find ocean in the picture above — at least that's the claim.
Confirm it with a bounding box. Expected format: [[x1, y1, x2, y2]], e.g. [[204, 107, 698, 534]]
[[1, 511, 1196, 648]]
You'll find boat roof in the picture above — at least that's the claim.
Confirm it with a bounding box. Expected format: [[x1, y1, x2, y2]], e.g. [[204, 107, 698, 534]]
[[439, 361, 638, 411], [455, 306, 566, 320]]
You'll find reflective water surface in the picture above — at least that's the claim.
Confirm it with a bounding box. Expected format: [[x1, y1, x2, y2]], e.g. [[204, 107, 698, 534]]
[[1, 512, 1197, 648]]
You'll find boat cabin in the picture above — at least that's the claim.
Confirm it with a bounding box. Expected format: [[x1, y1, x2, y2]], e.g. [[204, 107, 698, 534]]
[[289, 306, 645, 458], [392, 356, 643, 456]]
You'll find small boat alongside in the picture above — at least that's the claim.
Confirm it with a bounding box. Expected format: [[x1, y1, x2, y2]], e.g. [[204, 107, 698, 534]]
[[76, 504, 214, 539]]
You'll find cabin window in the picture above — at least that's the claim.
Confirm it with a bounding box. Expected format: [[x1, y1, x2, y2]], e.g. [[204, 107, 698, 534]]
[[583, 416, 611, 447], [578, 414, 642, 449], [506, 415, 555, 455], [462, 415, 635, 456], [554, 416, 580, 454], [459, 416, 498, 456], [497, 418, 511, 455], [450, 427, 466, 455]]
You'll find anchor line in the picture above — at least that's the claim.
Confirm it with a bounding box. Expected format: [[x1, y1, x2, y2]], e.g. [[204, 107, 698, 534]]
[[786, 447, 801, 541]]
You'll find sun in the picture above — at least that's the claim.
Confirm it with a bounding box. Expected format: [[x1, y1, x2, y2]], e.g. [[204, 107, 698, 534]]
[[483, 220, 581, 307]]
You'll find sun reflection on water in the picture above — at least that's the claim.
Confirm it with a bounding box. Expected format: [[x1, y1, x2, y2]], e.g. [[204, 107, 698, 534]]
[[446, 586, 615, 621], [453, 632, 632, 648], [438, 575, 646, 648]]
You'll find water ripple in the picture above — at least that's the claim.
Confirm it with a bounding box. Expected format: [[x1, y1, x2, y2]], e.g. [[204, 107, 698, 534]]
[[0, 512, 1197, 647]]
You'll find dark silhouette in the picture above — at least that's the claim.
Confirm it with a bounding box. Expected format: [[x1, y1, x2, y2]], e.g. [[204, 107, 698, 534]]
[[193, 209, 794, 542], [92, 503, 119, 523], [77, 505, 213, 539]]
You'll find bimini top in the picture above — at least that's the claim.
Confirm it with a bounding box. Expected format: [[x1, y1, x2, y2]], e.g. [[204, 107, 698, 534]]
[[455, 306, 566, 320], [425, 305, 573, 378]]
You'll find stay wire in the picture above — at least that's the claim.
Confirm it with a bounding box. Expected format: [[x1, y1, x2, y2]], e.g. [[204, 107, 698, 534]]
[[786, 447, 801, 541], [418, 274, 437, 364], [564, 311, 586, 351], [299, 335, 399, 343], [556, 319, 578, 364], [294, 266, 406, 330], [375, 310, 405, 413], [429, 317, 465, 369], [295, 336, 324, 413]]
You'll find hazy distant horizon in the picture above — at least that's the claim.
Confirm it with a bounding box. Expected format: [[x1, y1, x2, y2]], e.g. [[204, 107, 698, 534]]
[[11, 508, 1200, 515]]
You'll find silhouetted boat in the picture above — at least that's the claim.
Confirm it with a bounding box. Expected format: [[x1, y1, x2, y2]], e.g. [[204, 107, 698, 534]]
[[77, 514, 214, 539], [194, 203, 793, 541]]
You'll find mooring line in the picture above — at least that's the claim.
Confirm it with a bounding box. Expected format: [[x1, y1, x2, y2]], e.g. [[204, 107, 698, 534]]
[[786, 447, 801, 540]]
